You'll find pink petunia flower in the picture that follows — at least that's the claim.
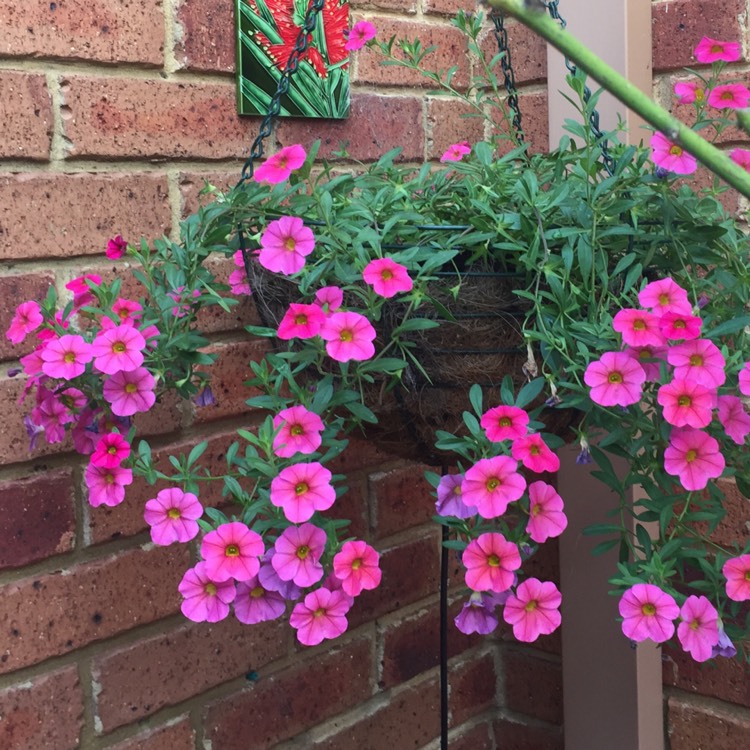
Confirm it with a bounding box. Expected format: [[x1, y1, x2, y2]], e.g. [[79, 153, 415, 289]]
[[584, 351, 646, 407], [320, 311, 377, 362], [723, 554, 750, 601], [362, 257, 414, 298], [253, 144, 307, 184], [276, 302, 326, 340], [228, 268, 252, 295], [201, 521, 264, 582], [454, 591, 506, 635], [435, 473, 477, 518], [694, 36, 742, 63], [272, 405, 325, 457], [332, 540, 382, 596], [144, 487, 203, 546], [717, 395, 750, 444], [90, 432, 130, 469], [59, 386, 87, 411], [6, 301, 44, 344], [657, 378, 715, 428], [258, 549, 302, 600], [168, 287, 201, 319], [674, 80, 705, 104], [90, 324, 146, 374], [234, 577, 286, 624], [461, 456, 526, 518], [707, 83, 750, 110], [624, 344, 669, 382], [612, 308, 665, 348], [84, 462, 133, 507], [179, 562, 236, 623], [106, 235, 127, 260], [440, 141, 472, 163], [313, 285, 344, 314], [31, 394, 72, 444], [667, 339, 726, 388], [271, 523, 327, 587], [102, 367, 156, 416], [650, 132, 697, 175], [290, 587, 351, 646], [526, 481, 568, 543], [258, 216, 316, 275], [463, 532, 522, 593], [639, 279, 692, 316], [269, 461, 336, 523], [730, 148, 750, 173], [480, 404, 529, 442], [618, 583, 679, 643], [71, 408, 99, 455], [659, 310, 702, 341], [512, 433, 560, 473], [503, 578, 562, 642], [739, 362, 750, 396], [41, 334, 94, 380], [65, 274, 102, 309], [344, 20, 377, 51], [664, 428, 725, 491], [111, 298, 143, 325], [677, 595, 719, 662]]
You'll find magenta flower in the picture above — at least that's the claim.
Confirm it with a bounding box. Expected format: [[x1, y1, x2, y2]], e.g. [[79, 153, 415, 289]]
[[480, 404, 529, 442], [290, 587, 351, 646], [144, 487, 203, 546], [102, 366, 156, 416], [313, 285, 344, 314], [31, 394, 72, 444], [717, 395, 750, 444], [90, 324, 146, 374], [320, 311, 377, 362], [71, 409, 98, 455], [273, 405, 325, 457], [584, 351, 646, 407], [59, 386, 87, 411], [106, 235, 127, 259], [657, 379, 715, 428], [740, 363, 750, 396], [90, 432, 130, 469], [362, 257, 413, 298], [618, 584, 679, 643], [639, 279, 692, 315], [694, 36, 741, 63], [650, 132, 697, 175], [6, 301, 43, 344], [454, 591, 506, 635], [659, 310, 702, 340], [332, 540, 382, 596], [440, 140, 471, 163], [512, 433, 560, 473], [270, 461, 336, 523], [84, 462, 133, 507], [41, 334, 94, 380], [228, 268, 252, 295], [258, 550, 302, 600], [111, 298, 143, 325], [201, 521, 264, 582], [179, 562, 236, 623], [233, 577, 286, 624], [271, 523, 327, 587], [624, 344, 669, 382], [435, 473, 477, 518], [667, 339, 726, 388], [503, 578, 562, 642], [253, 144, 307, 184], [723, 554, 750, 601], [674, 80, 705, 104], [258, 215, 316, 275], [461, 456, 526, 518], [526, 481, 568, 543], [612, 308, 665, 348], [345, 20, 377, 51], [707, 83, 750, 110], [664, 428, 725, 491], [276, 302, 326, 340], [167, 287, 200, 318], [677, 595, 719, 662], [730, 148, 750, 173], [463, 532, 522, 593], [65, 274, 101, 309]]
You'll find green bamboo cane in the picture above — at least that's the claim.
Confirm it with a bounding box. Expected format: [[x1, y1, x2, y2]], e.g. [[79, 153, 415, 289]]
[[489, 0, 750, 199]]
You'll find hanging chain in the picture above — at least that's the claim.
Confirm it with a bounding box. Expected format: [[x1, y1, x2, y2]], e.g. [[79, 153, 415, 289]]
[[490, 11, 525, 144]]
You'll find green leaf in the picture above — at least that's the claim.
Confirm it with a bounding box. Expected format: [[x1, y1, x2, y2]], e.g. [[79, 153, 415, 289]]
[[469, 384, 483, 416], [515, 378, 545, 409]]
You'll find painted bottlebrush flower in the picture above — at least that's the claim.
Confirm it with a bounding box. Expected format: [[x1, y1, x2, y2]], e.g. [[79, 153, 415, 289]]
[[201, 522, 264, 582], [179, 562, 236, 623], [707, 83, 750, 110], [674, 80, 705, 104], [362, 257, 413, 298], [90, 432, 130, 469], [503, 578, 562, 642], [584, 351, 646, 407], [90, 324, 146, 374], [320, 311, 377, 362], [106, 234, 127, 259], [440, 141, 471, 163], [722, 554, 750, 601], [461, 455, 526, 518], [143, 487, 203, 546], [650, 132, 697, 175], [272, 405, 325, 457], [463, 532, 522, 593], [435, 473, 477, 519], [258, 215, 316, 275], [624, 344, 669, 382], [667, 339, 726, 388], [657, 379, 715, 429], [85, 462, 133, 507], [253, 143, 308, 184], [526, 481, 568, 544], [233, 577, 286, 624], [6, 300, 43, 344], [276, 302, 326, 340], [454, 591, 507, 635], [269, 461, 336, 523], [677, 595, 719, 662], [512, 433, 560, 473], [639, 278, 692, 316], [694, 36, 741, 63], [313, 285, 344, 314], [612, 308, 665, 348], [271, 523, 326, 587], [41, 334, 94, 380], [290, 587, 351, 646], [480, 404, 529, 442], [659, 310, 702, 340], [345, 20, 377, 52], [664, 428, 725, 491], [730, 148, 750, 172], [717, 395, 750, 444], [332, 540, 382, 596], [102, 366, 156, 417], [618, 584, 679, 643]]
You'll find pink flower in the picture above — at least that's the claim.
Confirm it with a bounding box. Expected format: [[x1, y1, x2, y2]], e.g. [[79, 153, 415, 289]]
[[106, 235, 127, 259], [168, 287, 201, 318], [667, 339, 726, 388], [480, 404, 529, 442], [102, 367, 156, 416], [258, 216, 316, 275], [65, 274, 101, 308], [90, 324, 146, 374], [694, 37, 741, 63], [740, 363, 750, 396], [435, 473, 477, 518], [90, 432, 130, 469], [657, 378, 715, 428], [31, 394, 72, 444], [526, 481, 568, 543], [345, 20, 377, 51], [6, 301, 43, 344], [362, 257, 413, 298], [84, 462, 133, 507], [650, 132, 697, 175], [512, 433, 560, 473], [584, 351, 646, 407], [717, 395, 750, 444], [707, 83, 750, 110], [624, 344, 669, 382], [71, 409, 98, 455], [333, 540, 382, 596], [228, 268, 252, 295], [313, 285, 343, 313], [639, 279, 692, 315], [664, 428, 725, 491], [59, 386, 87, 411], [320, 311, 377, 362], [144, 487, 203, 546], [271, 523, 326, 587], [730, 148, 750, 172], [503, 578, 562, 642], [659, 310, 702, 340], [41, 334, 94, 380], [674, 80, 705, 104], [111, 298, 143, 325], [253, 144, 307, 184], [276, 302, 326, 340], [612, 308, 665, 348], [258, 550, 302, 600], [201, 521, 264, 582], [179, 562, 236, 623], [273, 405, 325, 457], [234, 577, 286, 624], [270, 461, 336, 523], [461, 456, 526, 518], [440, 141, 471, 163], [677, 595, 719, 662], [618, 584, 679, 643], [463, 532, 522, 593], [723, 554, 750, 601], [290, 587, 351, 646]]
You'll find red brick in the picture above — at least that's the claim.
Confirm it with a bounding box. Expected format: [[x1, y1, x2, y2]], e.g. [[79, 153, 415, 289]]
[[62, 76, 254, 160], [130, 390, 185, 438], [667, 694, 750, 750], [427, 98, 487, 163], [492, 717, 563, 750], [0, 1, 164, 64], [195, 254, 259, 334], [0, 273, 55, 361], [370, 464, 435, 539], [205, 635, 373, 748], [0, 173, 171, 260], [0, 667, 83, 750], [449, 723, 495, 750], [94, 616, 288, 732], [422, 0, 474, 16], [350, 0, 417, 12], [0, 544, 189, 673], [276, 93, 425, 162], [0, 72, 52, 159], [652, 0, 746, 71], [450, 653, 497, 726], [695, 478, 750, 548], [494, 91, 549, 155], [503, 649, 563, 725], [331, 478, 369, 540], [674, 165, 744, 217], [0, 469, 75, 570], [179, 170, 239, 217], [326, 435, 394, 474], [177, 0, 235, 72], [480, 20, 548, 86], [104, 717, 194, 750]]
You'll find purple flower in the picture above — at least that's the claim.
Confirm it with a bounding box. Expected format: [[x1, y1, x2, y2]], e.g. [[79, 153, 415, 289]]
[[576, 437, 593, 465], [454, 591, 507, 635], [435, 473, 476, 518], [24, 415, 45, 452], [195, 385, 216, 407], [711, 625, 737, 659]]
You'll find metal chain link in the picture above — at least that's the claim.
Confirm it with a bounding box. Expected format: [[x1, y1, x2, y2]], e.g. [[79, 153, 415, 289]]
[[490, 11, 525, 144]]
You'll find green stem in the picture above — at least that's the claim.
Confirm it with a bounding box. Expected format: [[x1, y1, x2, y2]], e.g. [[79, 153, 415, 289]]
[[489, 0, 750, 199]]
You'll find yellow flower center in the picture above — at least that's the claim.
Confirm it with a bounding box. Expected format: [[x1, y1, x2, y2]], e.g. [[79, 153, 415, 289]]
[[658, 293, 670, 305], [530, 445, 540, 456], [720, 91, 734, 101], [487, 554, 501, 568], [689, 355, 703, 366], [689, 619, 700, 631], [486, 478, 500, 491], [711, 44, 724, 54], [225, 544, 240, 557], [351, 558, 362, 570], [295, 482, 309, 495], [107, 446, 117, 455], [205, 583, 217, 596], [339, 329, 353, 342], [639, 349, 652, 360], [677, 396, 691, 407], [105, 473, 114, 484], [525, 600, 538, 613], [633, 319, 646, 331], [608, 372, 623, 384], [113, 342, 126, 353], [685, 449, 697, 463], [64, 352, 77, 363], [744, 571, 750, 582], [695, 89, 705, 101], [531, 504, 541, 517], [297, 544, 310, 560], [669, 145, 683, 156], [167, 508, 181, 519], [290, 424, 304, 436], [251, 586, 265, 599], [381, 269, 393, 280], [642, 603, 656, 616], [499, 417, 512, 427], [294, 314, 308, 325], [674, 320, 686, 329], [284, 237, 296, 252], [313, 607, 325, 618], [125, 383, 138, 393]]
